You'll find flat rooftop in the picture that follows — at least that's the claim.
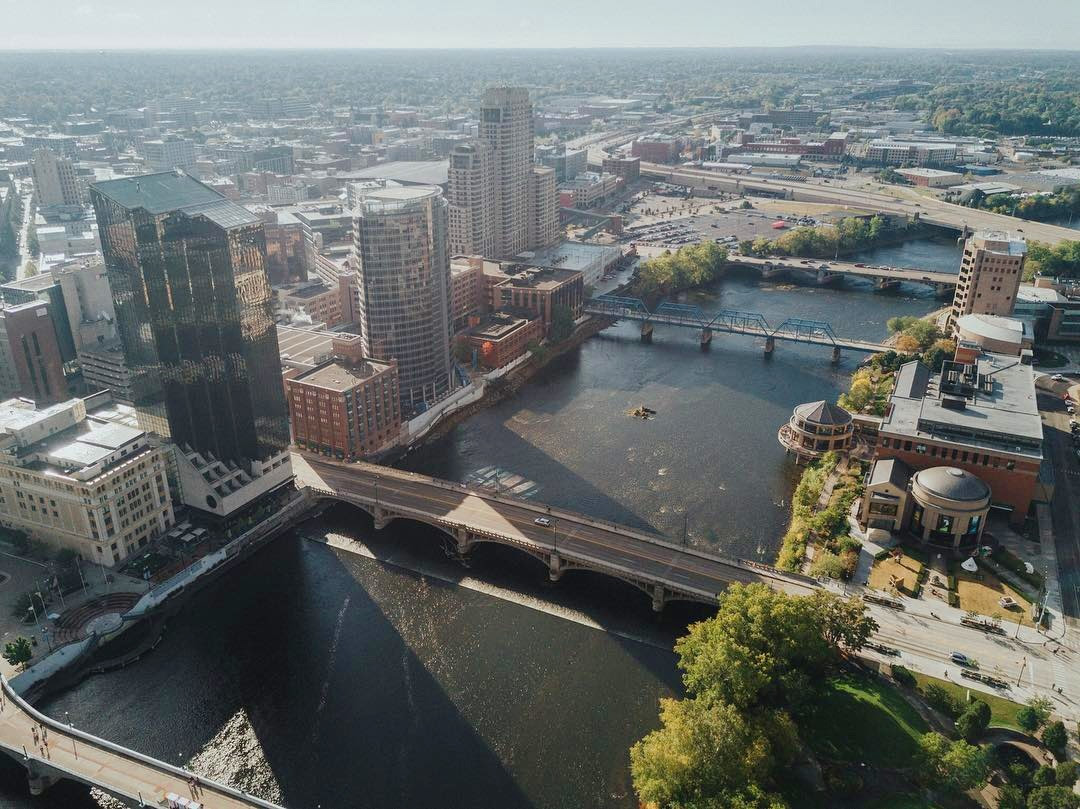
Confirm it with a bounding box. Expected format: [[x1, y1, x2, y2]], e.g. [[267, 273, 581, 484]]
[[90, 172, 260, 230], [524, 240, 621, 274], [882, 354, 1042, 460], [294, 359, 391, 392], [342, 160, 449, 187]]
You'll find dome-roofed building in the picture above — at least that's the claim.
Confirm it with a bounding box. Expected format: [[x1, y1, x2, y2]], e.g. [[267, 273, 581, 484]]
[[910, 466, 990, 551], [778, 400, 854, 463]]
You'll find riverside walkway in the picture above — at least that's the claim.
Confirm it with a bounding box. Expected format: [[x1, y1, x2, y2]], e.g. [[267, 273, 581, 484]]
[[0, 675, 281, 807], [294, 454, 819, 610]]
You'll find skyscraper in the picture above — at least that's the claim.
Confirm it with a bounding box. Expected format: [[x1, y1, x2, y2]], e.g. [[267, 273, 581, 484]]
[[448, 86, 558, 259], [31, 149, 85, 207], [352, 184, 452, 410], [947, 231, 1027, 335], [90, 172, 290, 466]]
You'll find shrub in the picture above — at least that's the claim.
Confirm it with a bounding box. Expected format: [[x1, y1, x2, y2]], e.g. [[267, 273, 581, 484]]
[[1018, 706, 1042, 732], [1056, 762, 1078, 788], [948, 592, 960, 608], [955, 700, 991, 742], [892, 665, 916, 688]]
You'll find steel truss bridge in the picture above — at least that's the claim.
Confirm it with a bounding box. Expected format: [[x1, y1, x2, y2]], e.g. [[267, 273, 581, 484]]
[[585, 296, 890, 356]]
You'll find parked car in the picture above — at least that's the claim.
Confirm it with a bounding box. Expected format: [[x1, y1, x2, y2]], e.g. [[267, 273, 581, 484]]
[[534, 517, 552, 527]]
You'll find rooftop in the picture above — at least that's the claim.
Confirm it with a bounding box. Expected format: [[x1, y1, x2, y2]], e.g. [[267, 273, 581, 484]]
[[882, 353, 1042, 460], [341, 160, 449, 187], [90, 171, 260, 230], [294, 358, 392, 392]]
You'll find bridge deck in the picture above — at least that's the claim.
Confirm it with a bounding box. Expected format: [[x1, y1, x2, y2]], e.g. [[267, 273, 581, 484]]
[[729, 256, 957, 285], [294, 455, 817, 603], [0, 676, 279, 808]]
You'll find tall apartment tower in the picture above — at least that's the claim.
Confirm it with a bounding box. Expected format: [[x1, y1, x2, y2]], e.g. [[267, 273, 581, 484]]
[[352, 184, 452, 410], [446, 141, 495, 257], [31, 149, 85, 207], [528, 165, 559, 250], [480, 86, 533, 258], [947, 231, 1027, 335], [89, 172, 290, 465]]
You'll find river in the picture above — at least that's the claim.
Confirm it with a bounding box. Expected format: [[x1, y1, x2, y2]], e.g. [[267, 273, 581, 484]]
[[0, 239, 959, 808]]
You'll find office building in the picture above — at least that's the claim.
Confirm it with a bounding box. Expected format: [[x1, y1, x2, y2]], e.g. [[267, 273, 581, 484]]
[[449, 256, 485, 333], [0, 395, 174, 566], [865, 140, 958, 167], [484, 263, 584, 330], [947, 231, 1027, 335], [287, 335, 401, 461], [602, 155, 641, 183], [459, 310, 543, 369], [143, 137, 196, 173], [538, 145, 587, 182], [0, 301, 68, 404], [871, 345, 1043, 526], [90, 173, 292, 498], [351, 184, 452, 410], [31, 149, 85, 207], [631, 135, 681, 164]]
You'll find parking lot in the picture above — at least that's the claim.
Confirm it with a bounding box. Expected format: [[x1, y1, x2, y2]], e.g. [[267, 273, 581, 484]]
[[624, 207, 827, 249]]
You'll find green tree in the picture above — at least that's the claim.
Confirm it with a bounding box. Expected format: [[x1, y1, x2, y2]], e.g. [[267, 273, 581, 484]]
[[887, 316, 921, 334], [915, 732, 989, 794], [955, 699, 991, 742], [549, 304, 575, 343], [2, 636, 32, 669], [1042, 721, 1068, 757], [999, 785, 1027, 809], [1018, 706, 1041, 732], [1027, 786, 1080, 809], [804, 591, 877, 650], [629, 697, 786, 809], [1055, 762, 1078, 788], [1034, 765, 1058, 787]]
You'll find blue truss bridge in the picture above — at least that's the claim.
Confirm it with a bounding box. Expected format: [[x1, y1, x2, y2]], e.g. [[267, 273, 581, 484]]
[[584, 296, 890, 358]]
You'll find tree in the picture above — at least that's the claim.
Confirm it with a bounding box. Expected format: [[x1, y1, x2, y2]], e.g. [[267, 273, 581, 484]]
[[1028, 697, 1054, 728], [955, 699, 991, 742], [1034, 765, 1058, 787], [629, 697, 786, 809], [805, 591, 877, 650], [997, 784, 1027, 809], [1019, 706, 1042, 732], [915, 732, 989, 794], [1055, 762, 1078, 788], [1042, 721, 1068, 757], [887, 315, 921, 334], [549, 304, 575, 343], [894, 334, 922, 353], [1027, 786, 1080, 809], [2, 636, 32, 669]]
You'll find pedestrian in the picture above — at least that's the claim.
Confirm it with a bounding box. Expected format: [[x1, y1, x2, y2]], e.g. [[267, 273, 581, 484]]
[[31, 728, 37, 744], [41, 727, 46, 742], [944, 669, 948, 678]]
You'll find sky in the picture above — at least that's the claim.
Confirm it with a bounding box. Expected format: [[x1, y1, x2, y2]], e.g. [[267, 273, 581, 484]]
[[4, 0, 1080, 50]]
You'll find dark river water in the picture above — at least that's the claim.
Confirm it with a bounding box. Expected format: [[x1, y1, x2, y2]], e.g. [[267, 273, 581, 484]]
[[0, 239, 959, 809]]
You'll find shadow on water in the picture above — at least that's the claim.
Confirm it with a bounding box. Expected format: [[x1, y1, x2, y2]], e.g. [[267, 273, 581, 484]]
[[18, 514, 688, 809]]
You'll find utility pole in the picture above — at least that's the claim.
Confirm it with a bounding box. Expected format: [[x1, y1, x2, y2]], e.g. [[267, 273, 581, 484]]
[[682, 513, 688, 548], [552, 521, 557, 554], [1016, 656, 1027, 687]]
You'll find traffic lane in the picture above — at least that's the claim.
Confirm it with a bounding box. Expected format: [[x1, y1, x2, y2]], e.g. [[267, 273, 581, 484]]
[[316, 470, 767, 592]]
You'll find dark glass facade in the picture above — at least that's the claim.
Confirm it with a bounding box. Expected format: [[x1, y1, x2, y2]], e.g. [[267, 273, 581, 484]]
[[90, 173, 289, 464]]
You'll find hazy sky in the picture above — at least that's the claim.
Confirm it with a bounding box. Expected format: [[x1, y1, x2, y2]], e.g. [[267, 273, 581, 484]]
[[5, 0, 1080, 50]]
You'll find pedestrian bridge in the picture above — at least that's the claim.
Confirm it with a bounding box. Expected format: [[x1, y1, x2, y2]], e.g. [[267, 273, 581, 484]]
[[293, 455, 819, 611], [585, 295, 890, 358], [0, 675, 281, 808]]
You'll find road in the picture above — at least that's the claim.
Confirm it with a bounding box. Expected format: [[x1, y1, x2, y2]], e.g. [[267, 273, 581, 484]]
[[0, 675, 279, 808], [294, 454, 818, 604], [728, 254, 957, 287], [638, 162, 1079, 245], [1038, 375, 1080, 619]]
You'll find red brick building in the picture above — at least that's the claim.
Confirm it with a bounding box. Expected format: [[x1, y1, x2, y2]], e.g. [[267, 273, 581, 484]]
[[287, 337, 401, 460], [459, 311, 544, 369], [0, 301, 67, 404]]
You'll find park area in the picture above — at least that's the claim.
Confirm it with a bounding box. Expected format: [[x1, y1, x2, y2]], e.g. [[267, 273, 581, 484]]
[[868, 551, 922, 596]]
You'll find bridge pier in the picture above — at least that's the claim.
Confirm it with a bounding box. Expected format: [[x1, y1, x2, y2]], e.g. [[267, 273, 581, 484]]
[[372, 507, 390, 530], [699, 328, 712, 349], [763, 336, 774, 358], [876, 277, 901, 291], [640, 322, 653, 343], [831, 346, 841, 365], [549, 552, 562, 582], [26, 766, 58, 796], [453, 527, 472, 558], [934, 282, 953, 298], [651, 584, 666, 613], [816, 269, 838, 286]]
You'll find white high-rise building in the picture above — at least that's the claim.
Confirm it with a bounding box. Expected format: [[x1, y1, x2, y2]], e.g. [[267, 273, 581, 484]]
[[143, 137, 196, 173], [447, 87, 558, 260], [31, 149, 85, 207]]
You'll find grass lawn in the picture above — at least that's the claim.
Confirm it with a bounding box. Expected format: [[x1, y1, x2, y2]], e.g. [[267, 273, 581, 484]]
[[868, 554, 921, 595], [955, 569, 1034, 627], [802, 674, 929, 768], [911, 672, 1025, 731]]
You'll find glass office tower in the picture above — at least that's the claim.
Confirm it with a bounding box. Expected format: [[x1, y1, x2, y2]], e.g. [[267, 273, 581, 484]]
[[90, 172, 289, 464]]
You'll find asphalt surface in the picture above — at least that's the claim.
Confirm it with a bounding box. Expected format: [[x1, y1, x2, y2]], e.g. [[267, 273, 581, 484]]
[[1038, 377, 1080, 619]]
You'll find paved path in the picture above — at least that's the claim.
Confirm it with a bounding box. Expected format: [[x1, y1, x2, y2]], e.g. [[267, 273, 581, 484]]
[[0, 675, 281, 808]]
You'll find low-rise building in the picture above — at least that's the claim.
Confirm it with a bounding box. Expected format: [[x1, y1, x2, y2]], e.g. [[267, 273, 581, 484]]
[[631, 135, 681, 164], [895, 167, 964, 187], [777, 400, 854, 463], [601, 155, 641, 183], [865, 139, 958, 167], [450, 256, 485, 333], [483, 263, 584, 330], [872, 346, 1043, 526], [458, 310, 544, 369], [0, 396, 174, 566], [954, 316, 1031, 355], [275, 278, 344, 328], [287, 336, 401, 461], [558, 171, 620, 209]]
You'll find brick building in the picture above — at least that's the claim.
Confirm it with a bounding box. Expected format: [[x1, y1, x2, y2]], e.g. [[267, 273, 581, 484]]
[[459, 310, 544, 369]]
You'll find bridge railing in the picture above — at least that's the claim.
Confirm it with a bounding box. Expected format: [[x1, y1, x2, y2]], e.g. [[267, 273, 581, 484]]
[[0, 675, 283, 809]]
